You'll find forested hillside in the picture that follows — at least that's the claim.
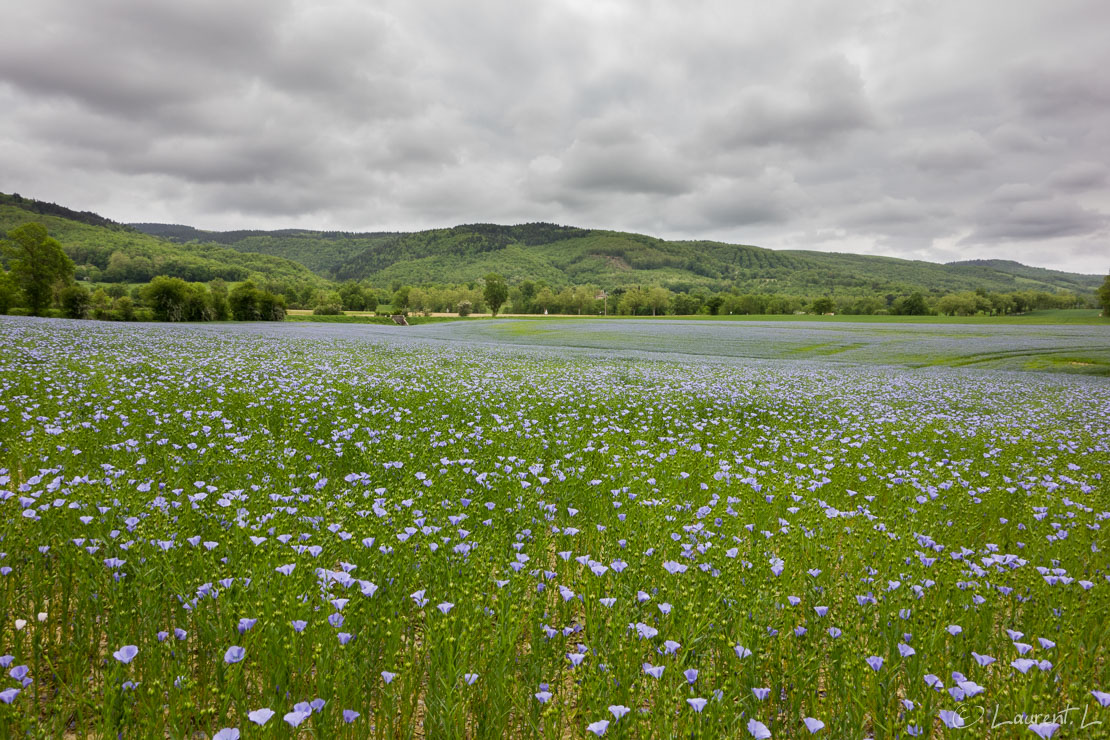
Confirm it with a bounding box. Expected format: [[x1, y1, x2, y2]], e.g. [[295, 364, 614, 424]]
[[1, 194, 324, 287], [132, 223, 401, 277], [130, 218, 1103, 298], [2, 192, 1099, 321]]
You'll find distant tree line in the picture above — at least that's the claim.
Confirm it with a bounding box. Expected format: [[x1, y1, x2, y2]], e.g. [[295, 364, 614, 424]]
[[0, 193, 132, 231], [140, 277, 286, 322], [368, 280, 1102, 318], [72, 249, 251, 284]]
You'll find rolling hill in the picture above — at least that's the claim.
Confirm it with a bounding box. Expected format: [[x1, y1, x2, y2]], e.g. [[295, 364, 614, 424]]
[[0, 193, 326, 288], [132, 220, 1103, 297], [1, 192, 1099, 299]]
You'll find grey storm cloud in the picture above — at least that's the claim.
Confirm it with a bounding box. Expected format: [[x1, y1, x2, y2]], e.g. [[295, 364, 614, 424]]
[[704, 57, 876, 152], [903, 132, 994, 174], [1, 0, 1108, 272], [966, 197, 1108, 244]]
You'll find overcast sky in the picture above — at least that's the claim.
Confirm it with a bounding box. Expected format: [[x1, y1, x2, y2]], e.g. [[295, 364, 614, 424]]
[[2, 1, 1108, 273]]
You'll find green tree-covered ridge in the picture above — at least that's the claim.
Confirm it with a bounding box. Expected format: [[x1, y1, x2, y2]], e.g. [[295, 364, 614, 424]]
[[1, 192, 1103, 317], [133, 219, 1101, 299], [1, 193, 324, 289]]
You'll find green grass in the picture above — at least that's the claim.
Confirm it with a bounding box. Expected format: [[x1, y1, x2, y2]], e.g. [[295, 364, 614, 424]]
[[504, 309, 1108, 325], [1021, 355, 1110, 375]]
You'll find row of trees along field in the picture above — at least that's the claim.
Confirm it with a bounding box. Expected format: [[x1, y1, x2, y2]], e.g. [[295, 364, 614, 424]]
[[369, 275, 1106, 317], [0, 223, 288, 321]]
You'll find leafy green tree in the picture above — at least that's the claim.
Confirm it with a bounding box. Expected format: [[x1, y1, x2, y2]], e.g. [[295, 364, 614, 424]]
[[811, 297, 835, 315], [571, 285, 596, 315], [893, 292, 928, 315], [312, 290, 344, 315], [936, 292, 978, 316], [142, 276, 191, 321], [230, 282, 262, 320], [2, 222, 74, 315], [736, 294, 768, 315], [60, 285, 90, 319], [115, 295, 135, 321], [765, 295, 797, 314], [483, 273, 508, 316], [517, 280, 536, 313], [105, 251, 132, 282], [338, 281, 370, 311], [988, 292, 1015, 316], [256, 289, 286, 321], [128, 256, 155, 282], [182, 283, 215, 321], [1099, 274, 1110, 317], [618, 287, 647, 315], [90, 288, 112, 319], [408, 287, 432, 316], [0, 269, 16, 314], [392, 285, 411, 313], [533, 286, 556, 314], [208, 289, 230, 321], [1052, 290, 1079, 309], [646, 286, 672, 316], [846, 296, 884, 315], [672, 292, 702, 315], [228, 281, 285, 321]]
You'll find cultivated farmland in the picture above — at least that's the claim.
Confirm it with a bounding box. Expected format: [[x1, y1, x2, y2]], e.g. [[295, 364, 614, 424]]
[[1, 316, 1108, 738]]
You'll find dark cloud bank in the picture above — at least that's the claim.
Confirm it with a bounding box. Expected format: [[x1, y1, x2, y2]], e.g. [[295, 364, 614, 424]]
[[1, 0, 1107, 273]]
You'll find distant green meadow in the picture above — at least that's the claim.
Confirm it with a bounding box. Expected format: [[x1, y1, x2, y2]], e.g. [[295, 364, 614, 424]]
[[663, 309, 1108, 325], [1, 315, 1108, 738], [490, 309, 1107, 325]]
